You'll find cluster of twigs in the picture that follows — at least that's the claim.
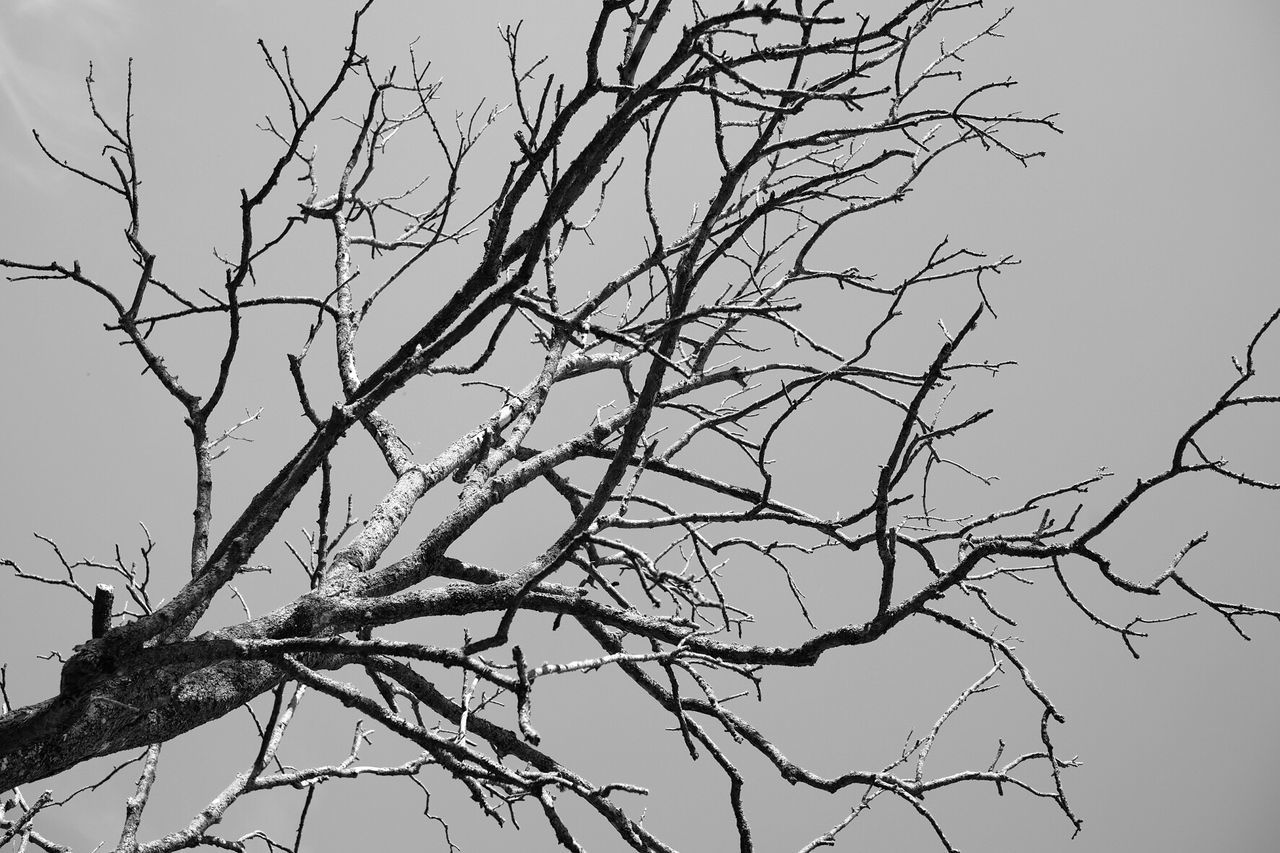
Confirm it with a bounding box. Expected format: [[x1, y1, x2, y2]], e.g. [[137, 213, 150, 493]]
[[2, 2, 1278, 851]]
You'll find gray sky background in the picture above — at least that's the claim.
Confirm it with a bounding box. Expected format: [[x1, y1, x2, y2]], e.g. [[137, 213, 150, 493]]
[[2, 2, 1279, 852]]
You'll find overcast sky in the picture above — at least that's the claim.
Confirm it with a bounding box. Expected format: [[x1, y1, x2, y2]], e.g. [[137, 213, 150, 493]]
[[2, 3, 1279, 852]]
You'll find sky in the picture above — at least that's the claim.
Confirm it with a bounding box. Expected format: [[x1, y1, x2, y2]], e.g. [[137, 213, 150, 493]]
[[2, 2, 1279, 852]]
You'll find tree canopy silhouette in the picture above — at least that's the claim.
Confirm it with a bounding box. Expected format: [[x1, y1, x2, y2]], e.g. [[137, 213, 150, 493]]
[[2, 2, 1278, 851]]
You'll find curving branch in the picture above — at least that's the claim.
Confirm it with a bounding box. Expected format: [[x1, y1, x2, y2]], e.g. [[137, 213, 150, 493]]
[[1, 3, 1275, 852]]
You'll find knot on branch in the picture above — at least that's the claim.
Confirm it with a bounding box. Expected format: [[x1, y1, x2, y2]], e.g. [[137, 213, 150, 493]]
[[59, 637, 118, 694]]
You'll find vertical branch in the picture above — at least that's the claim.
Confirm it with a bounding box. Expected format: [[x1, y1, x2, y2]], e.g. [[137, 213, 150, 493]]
[[92, 584, 115, 638], [116, 743, 162, 853], [190, 420, 214, 574], [874, 305, 984, 618]]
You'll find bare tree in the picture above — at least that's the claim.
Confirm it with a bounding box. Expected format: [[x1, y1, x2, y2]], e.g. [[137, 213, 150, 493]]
[[2, 2, 1278, 851]]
